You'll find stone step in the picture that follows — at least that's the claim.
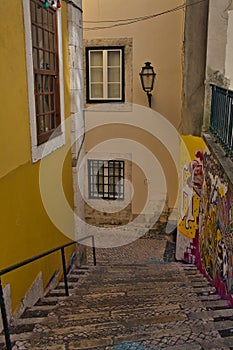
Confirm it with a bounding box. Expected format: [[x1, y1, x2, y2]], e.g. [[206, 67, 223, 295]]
[[199, 294, 222, 301], [189, 308, 233, 320], [0, 331, 32, 344], [204, 300, 231, 309], [1, 240, 232, 350]]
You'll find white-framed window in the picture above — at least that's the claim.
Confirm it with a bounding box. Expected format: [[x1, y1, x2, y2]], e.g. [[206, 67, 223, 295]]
[[86, 47, 124, 103], [23, 0, 65, 163]]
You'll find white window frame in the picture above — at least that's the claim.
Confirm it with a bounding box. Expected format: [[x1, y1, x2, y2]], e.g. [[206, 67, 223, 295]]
[[23, 0, 65, 163], [87, 47, 124, 102]]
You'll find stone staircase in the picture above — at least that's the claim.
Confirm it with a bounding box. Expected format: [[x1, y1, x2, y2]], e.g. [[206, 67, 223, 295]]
[[1, 239, 233, 350]]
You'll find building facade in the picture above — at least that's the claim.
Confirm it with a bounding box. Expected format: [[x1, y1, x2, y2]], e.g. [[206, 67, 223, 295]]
[[0, 0, 84, 327], [82, 0, 184, 233]]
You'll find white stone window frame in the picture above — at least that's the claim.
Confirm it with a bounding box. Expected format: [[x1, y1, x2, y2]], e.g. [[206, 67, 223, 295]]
[[23, 0, 65, 163], [84, 38, 133, 111]]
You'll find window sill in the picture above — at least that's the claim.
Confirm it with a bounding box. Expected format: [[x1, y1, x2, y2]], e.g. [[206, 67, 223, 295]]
[[84, 102, 133, 113], [32, 132, 65, 163]]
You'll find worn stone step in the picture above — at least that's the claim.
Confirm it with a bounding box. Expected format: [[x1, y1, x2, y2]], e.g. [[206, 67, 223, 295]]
[[12, 317, 47, 326], [20, 305, 56, 319], [189, 308, 233, 320], [0, 331, 32, 344], [40, 296, 69, 303], [1, 239, 232, 350], [214, 320, 233, 331], [191, 281, 212, 288], [221, 336, 233, 347], [199, 294, 222, 302], [204, 300, 231, 310]]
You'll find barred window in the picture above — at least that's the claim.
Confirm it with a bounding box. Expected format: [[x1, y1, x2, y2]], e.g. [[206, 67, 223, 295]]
[[88, 160, 124, 200], [30, 0, 61, 145]]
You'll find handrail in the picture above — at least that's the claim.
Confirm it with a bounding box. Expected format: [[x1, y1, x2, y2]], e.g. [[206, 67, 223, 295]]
[[0, 235, 96, 350]]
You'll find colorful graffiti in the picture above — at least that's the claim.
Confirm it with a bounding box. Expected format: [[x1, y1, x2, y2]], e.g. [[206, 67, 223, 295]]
[[177, 136, 233, 301], [198, 150, 233, 296], [178, 136, 205, 240]]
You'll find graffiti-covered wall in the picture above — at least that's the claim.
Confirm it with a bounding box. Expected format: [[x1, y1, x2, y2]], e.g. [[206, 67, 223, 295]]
[[177, 135, 233, 302], [176, 136, 206, 262]]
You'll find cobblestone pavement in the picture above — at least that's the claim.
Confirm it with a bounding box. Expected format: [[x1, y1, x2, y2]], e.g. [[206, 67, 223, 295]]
[[2, 238, 233, 350]]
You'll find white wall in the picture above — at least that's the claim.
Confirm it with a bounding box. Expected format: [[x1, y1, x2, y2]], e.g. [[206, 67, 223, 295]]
[[225, 10, 233, 89]]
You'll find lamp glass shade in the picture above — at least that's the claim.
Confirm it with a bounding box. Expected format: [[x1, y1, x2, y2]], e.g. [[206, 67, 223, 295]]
[[139, 62, 156, 93]]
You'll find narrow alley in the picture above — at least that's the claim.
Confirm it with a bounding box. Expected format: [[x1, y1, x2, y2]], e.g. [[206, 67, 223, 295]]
[[2, 238, 233, 350], [1, 1, 233, 350]]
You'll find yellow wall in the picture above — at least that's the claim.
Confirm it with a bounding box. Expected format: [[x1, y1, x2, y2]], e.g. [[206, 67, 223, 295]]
[[0, 1, 74, 312], [0, 0, 31, 177]]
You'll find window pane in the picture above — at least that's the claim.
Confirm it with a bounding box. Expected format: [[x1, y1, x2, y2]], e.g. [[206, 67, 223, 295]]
[[108, 83, 120, 98], [48, 12, 54, 31], [50, 53, 55, 70], [108, 51, 120, 66], [38, 28, 43, 48], [49, 33, 54, 51], [37, 115, 45, 134], [36, 3, 42, 25], [91, 83, 103, 98], [91, 68, 103, 82], [108, 67, 120, 82], [90, 51, 103, 66], [50, 94, 54, 111], [38, 94, 44, 114], [43, 10, 48, 29], [33, 48, 38, 69], [44, 52, 49, 69], [36, 74, 43, 93], [32, 25, 37, 47], [38, 50, 44, 69], [44, 30, 49, 49], [87, 48, 123, 102], [30, 1, 36, 22], [45, 114, 51, 132]]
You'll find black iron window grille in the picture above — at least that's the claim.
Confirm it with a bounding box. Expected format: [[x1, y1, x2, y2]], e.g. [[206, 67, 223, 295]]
[[88, 159, 124, 200], [210, 84, 233, 159]]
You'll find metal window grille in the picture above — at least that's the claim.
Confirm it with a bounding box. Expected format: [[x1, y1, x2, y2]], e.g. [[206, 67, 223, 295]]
[[30, 0, 61, 145], [210, 85, 233, 159], [88, 160, 124, 200]]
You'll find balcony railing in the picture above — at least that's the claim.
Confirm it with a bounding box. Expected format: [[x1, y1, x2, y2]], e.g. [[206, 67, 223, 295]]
[[210, 84, 233, 159]]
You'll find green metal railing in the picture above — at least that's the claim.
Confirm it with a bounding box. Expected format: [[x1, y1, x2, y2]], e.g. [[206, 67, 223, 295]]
[[0, 236, 96, 350], [210, 84, 233, 158]]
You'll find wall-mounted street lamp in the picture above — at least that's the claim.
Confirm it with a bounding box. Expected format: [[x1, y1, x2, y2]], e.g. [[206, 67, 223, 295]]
[[139, 62, 156, 108]]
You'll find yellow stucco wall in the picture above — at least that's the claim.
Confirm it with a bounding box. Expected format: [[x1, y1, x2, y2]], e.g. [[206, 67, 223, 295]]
[[0, 1, 74, 312], [0, 1, 31, 177]]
